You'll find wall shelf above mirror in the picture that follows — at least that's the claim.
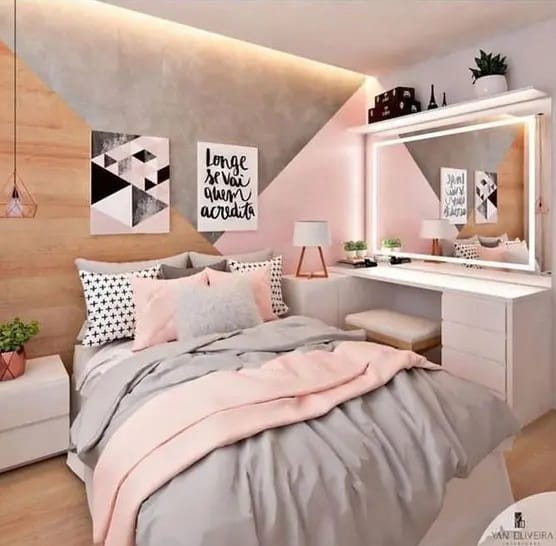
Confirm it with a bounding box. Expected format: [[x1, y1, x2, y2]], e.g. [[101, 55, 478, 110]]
[[353, 87, 549, 137], [364, 89, 551, 276]]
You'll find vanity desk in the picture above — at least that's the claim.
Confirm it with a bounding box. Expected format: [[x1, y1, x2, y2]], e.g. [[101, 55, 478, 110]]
[[283, 264, 552, 426]]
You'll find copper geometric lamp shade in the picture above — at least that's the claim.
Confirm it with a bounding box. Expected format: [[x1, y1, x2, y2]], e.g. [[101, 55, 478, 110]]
[[0, 172, 37, 218], [0, 0, 37, 220]]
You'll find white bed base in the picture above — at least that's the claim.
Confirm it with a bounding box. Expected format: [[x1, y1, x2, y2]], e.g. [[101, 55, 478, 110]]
[[67, 439, 514, 546]]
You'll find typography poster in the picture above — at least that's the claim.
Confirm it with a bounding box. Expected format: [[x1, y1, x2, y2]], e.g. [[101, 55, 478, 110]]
[[440, 167, 467, 224], [197, 142, 258, 232]]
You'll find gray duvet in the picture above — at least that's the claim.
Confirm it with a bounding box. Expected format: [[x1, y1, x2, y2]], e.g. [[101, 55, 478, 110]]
[[71, 316, 519, 546]]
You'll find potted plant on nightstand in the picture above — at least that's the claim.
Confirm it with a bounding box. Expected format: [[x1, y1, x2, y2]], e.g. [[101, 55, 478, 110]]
[[469, 50, 508, 98], [0, 318, 39, 381], [344, 241, 358, 260], [354, 240, 368, 258]]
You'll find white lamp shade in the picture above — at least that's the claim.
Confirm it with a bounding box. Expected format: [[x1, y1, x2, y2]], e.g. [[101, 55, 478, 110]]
[[293, 221, 331, 247], [420, 218, 453, 239]]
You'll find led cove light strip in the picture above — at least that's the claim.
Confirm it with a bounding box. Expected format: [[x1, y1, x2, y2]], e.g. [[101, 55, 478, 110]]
[[370, 115, 538, 272]]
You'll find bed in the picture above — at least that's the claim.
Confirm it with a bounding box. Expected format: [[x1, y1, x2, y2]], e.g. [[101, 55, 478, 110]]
[[67, 315, 517, 546]]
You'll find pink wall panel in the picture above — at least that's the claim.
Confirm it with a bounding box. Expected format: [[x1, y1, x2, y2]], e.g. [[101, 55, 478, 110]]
[[373, 141, 451, 254], [215, 84, 367, 274]]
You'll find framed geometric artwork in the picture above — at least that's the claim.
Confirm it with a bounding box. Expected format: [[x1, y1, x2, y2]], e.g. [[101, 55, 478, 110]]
[[474, 170, 498, 224], [440, 167, 467, 224], [90, 131, 170, 235]]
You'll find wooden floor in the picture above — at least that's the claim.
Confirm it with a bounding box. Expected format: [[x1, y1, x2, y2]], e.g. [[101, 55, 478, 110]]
[[0, 410, 555, 546]]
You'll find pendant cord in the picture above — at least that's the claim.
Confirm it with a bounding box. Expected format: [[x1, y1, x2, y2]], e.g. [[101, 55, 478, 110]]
[[13, 0, 17, 177]]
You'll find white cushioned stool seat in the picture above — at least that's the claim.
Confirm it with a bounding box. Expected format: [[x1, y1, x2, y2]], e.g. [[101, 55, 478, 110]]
[[345, 309, 441, 353]]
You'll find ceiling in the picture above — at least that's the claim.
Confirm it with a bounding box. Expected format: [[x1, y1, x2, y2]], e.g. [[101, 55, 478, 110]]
[[100, 0, 556, 74]]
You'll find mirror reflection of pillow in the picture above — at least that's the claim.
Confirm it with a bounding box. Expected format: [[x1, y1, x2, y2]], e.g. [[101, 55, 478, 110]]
[[479, 233, 509, 248], [453, 242, 482, 268], [478, 245, 506, 262], [443, 234, 479, 257], [503, 240, 529, 264]]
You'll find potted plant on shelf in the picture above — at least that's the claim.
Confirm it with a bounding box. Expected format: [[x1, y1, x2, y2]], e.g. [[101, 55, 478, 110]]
[[382, 238, 402, 253], [343, 240, 357, 260], [469, 50, 508, 98], [0, 317, 39, 381], [354, 240, 368, 258]]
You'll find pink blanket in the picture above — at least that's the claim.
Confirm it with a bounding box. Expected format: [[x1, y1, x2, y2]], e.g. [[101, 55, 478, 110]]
[[92, 341, 438, 545]]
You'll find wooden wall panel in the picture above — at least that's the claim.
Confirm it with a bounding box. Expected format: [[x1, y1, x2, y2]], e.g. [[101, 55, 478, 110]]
[[0, 41, 217, 369], [459, 129, 525, 240]]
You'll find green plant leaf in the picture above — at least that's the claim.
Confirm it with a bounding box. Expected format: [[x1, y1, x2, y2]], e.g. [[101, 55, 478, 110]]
[[0, 318, 40, 353]]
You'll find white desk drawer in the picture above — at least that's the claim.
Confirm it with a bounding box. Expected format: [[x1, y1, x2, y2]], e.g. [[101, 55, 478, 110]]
[[442, 292, 506, 333], [442, 347, 506, 396], [442, 321, 506, 363]]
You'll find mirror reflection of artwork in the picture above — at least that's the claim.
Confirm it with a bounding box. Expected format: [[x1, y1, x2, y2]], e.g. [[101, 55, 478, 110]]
[[475, 170, 498, 224], [374, 118, 545, 271], [440, 167, 467, 224]]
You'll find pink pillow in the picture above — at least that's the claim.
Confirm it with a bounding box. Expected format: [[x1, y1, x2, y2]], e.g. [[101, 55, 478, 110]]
[[205, 266, 276, 321], [478, 244, 506, 262], [132, 271, 208, 351]]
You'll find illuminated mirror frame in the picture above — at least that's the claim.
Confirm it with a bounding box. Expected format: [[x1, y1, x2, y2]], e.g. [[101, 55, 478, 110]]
[[370, 115, 538, 272]]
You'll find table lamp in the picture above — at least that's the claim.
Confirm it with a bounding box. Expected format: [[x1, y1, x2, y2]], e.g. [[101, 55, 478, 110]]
[[293, 220, 331, 278], [420, 218, 452, 256]]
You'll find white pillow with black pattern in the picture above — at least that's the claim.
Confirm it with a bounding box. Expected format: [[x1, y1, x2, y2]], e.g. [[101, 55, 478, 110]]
[[454, 242, 481, 269], [79, 265, 160, 347], [228, 256, 288, 316]]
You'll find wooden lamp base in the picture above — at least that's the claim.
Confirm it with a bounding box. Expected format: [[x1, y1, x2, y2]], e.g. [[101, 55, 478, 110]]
[[431, 238, 442, 256], [295, 246, 329, 279]]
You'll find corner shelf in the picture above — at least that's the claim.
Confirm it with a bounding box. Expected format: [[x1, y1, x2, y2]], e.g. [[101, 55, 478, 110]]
[[351, 87, 549, 136]]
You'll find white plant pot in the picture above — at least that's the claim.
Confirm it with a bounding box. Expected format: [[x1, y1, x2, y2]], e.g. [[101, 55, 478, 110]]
[[382, 246, 401, 253], [345, 250, 357, 259], [356, 250, 367, 258], [473, 75, 508, 98]]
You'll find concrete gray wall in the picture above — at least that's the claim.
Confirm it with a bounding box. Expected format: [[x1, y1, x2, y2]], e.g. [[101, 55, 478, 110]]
[[0, 0, 364, 242]]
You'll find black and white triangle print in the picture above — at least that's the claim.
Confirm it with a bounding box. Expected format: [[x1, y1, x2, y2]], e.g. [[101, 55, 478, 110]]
[[229, 256, 288, 316], [79, 265, 160, 347], [454, 243, 481, 269]]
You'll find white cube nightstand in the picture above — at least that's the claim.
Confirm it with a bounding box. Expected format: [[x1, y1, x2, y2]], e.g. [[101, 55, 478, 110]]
[[0, 355, 69, 472], [282, 274, 346, 327]]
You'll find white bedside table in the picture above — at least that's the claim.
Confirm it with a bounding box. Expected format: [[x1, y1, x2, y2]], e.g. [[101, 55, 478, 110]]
[[0, 355, 69, 472], [282, 274, 347, 327]]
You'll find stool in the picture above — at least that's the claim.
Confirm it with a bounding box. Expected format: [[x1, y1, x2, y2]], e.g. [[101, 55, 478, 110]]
[[345, 309, 441, 353]]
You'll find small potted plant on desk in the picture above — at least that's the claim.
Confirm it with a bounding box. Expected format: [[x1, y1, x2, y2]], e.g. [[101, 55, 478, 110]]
[[382, 238, 402, 253], [344, 240, 358, 260], [354, 240, 368, 258], [0, 317, 40, 381]]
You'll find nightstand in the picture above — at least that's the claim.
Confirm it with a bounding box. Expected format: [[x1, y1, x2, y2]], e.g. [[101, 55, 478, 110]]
[[0, 355, 69, 472], [282, 274, 347, 327]]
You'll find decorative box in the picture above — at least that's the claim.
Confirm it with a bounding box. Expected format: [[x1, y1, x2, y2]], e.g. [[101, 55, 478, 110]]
[[368, 99, 421, 124], [375, 87, 415, 106]]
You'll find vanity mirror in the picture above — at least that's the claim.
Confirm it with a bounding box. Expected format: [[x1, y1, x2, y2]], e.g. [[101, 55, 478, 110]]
[[370, 109, 550, 272]]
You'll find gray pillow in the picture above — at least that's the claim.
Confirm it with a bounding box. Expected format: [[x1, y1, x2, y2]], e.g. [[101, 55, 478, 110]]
[[75, 251, 190, 273], [160, 260, 226, 279], [479, 233, 509, 247], [176, 279, 262, 340], [189, 248, 273, 269]]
